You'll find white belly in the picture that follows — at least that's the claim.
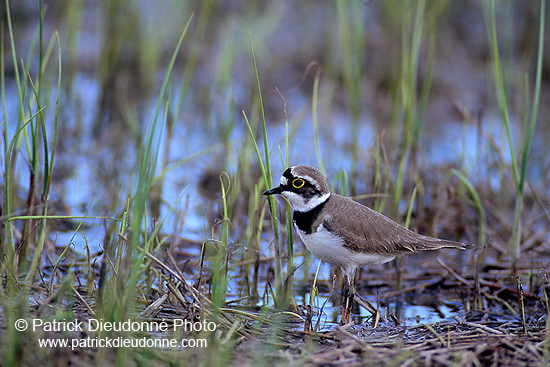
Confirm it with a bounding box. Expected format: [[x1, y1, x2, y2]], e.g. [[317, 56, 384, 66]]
[[295, 223, 395, 277]]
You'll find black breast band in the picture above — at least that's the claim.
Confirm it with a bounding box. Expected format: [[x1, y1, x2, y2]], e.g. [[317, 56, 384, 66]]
[[293, 198, 329, 234]]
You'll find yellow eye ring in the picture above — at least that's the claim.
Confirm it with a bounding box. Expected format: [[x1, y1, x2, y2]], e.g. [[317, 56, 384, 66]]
[[292, 178, 305, 189]]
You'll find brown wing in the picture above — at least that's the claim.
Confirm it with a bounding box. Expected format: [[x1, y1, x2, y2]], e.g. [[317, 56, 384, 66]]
[[322, 194, 466, 254]]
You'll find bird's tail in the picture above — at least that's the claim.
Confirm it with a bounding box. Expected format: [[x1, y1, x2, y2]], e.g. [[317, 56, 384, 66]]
[[417, 236, 470, 251]]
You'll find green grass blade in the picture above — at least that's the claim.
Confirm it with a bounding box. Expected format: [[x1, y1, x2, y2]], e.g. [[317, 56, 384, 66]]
[[448, 169, 486, 248]]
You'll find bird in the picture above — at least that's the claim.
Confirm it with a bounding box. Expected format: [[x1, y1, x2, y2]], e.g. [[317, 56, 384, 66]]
[[263, 165, 469, 325]]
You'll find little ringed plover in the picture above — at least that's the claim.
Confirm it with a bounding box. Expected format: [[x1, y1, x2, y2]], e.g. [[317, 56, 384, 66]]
[[263, 165, 469, 324]]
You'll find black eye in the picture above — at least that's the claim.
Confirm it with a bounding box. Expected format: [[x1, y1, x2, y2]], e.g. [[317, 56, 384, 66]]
[[292, 178, 305, 189]]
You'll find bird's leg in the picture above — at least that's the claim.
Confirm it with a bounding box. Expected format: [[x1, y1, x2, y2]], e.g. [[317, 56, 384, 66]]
[[341, 272, 356, 325]]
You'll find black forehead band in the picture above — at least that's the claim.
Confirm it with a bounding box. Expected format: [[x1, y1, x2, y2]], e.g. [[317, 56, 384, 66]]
[[282, 168, 293, 181]]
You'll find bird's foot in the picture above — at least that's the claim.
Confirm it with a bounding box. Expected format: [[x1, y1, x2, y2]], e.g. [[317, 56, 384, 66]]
[[355, 295, 380, 327]]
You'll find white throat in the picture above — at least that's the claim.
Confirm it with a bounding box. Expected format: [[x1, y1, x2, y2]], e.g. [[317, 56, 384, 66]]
[[282, 192, 330, 212]]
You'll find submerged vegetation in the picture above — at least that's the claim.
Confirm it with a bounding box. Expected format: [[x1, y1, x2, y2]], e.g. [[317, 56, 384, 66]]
[[1, 0, 550, 365]]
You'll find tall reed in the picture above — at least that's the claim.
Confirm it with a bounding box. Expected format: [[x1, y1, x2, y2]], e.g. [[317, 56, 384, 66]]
[[0, 1, 63, 364], [244, 35, 294, 309], [1, 0, 64, 287], [93, 17, 192, 365], [386, 0, 443, 219], [482, 0, 545, 272], [335, 0, 366, 174]]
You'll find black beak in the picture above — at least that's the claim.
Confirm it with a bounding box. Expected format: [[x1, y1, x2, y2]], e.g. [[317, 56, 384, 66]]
[[263, 186, 282, 195]]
